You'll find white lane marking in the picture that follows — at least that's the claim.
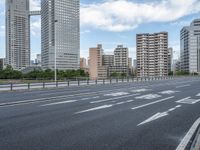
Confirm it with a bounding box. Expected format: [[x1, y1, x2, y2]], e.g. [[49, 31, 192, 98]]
[[135, 94, 161, 100], [138, 105, 181, 126], [90, 94, 140, 104], [176, 97, 200, 104], [104, 92, 129, 97], [116, 100, 134, 105], [159, 90, 179, 94], [138, 112, 169, 126], [176, 117, 200, 150], [176, 84, 191, 88], [196, 93, 200, 97], [132, 96, 174, 110], [41, 100, 77, 106], [131, 89, 151, 93], [75, 105, 113, 114]]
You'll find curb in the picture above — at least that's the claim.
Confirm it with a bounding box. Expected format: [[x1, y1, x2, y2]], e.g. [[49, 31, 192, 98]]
[[176, 118, 200, 150]]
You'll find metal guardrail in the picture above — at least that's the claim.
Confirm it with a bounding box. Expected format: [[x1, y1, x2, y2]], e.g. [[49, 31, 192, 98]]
[[0, 76, 197, 92]]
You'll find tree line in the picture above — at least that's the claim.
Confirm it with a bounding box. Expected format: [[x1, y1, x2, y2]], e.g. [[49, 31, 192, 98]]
[[0, 65, 88, 80]]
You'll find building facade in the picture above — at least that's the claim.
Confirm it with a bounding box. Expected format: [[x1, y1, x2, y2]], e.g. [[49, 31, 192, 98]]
[[180, 19, 200, 73], [102, 55, 114, 66], [6, 0, 30, 70], [41, 0, 80, 70], [80, 57, 87, 69], [108, 45, 130, 77], [89, 44, 104, 80], [136, 32, 168, 77], [168, 48, 173, 72]]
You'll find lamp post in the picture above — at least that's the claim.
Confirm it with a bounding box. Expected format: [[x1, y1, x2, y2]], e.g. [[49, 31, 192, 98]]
[[54, 20, 58, 82]]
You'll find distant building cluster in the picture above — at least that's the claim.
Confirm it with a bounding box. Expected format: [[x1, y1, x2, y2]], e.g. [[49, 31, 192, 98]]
[[2, 0, 200, 78], [88, 44, 133, 79]]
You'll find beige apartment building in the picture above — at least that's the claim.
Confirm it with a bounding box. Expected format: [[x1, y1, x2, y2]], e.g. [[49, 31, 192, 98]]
[[80, 57, 87, 69], [136, 32, 168, 77], [89, 44, 106, 79]]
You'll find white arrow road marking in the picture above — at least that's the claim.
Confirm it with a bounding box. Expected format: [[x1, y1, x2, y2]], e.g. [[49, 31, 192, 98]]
[[137, 105, 181, 126], [41, 100, 77, 106], [104, 92, 129, 97], [90, 94, 139, 104], [159, 90, 179, 94], [75, 100, 135, 114], [75, 105, 113, 114], [138, 112, 169, 126], [176, 97, 200, 104], [135, 94, 161, 100]]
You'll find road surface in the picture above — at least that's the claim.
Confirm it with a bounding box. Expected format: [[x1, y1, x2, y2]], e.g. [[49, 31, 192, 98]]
[[0, 77, 200, 150]]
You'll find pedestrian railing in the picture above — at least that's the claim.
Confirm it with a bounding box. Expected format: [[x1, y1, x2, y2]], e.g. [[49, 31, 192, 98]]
[[0, 76, 197, 92]]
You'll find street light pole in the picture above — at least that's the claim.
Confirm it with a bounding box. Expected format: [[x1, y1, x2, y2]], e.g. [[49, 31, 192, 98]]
[[54, 20, 58, 83]]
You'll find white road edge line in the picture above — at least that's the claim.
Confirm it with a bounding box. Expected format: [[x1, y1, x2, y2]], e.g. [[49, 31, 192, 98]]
[[132, 96, 174, 110], [176, 117, 200, 150]]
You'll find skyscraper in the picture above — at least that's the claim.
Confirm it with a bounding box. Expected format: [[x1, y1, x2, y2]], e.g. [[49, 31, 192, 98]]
[[6, 0, 30, 70], [137, 32, 168, 77], [180, 19, 200, 73], [41, 0, 80, 70]]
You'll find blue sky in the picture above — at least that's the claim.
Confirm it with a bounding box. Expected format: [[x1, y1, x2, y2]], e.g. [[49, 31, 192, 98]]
[[0, 0, 200, 60]]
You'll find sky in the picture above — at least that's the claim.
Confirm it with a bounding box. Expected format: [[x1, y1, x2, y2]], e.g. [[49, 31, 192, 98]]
[[0, 0, 200, 61]]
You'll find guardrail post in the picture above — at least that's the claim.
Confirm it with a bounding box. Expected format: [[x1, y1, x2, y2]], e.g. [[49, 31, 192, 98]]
[[87, 79, 89, 85], [68, 80, 70, 86], [56, 81, 58, 87], [43, 82, 45, 88], [95, 80, 97, 85], [78, 80, 80, 86], [10, 83, 13, 91], [116, 78, 118, 83], [110, 78, 112, 84], [103, 79, 105, 85], [28, 83, 30, 90]]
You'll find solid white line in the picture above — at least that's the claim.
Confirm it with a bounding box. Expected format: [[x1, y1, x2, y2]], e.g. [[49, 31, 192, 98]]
[[176, 117, 200, 150], [131, 96, 174, 110], [90, 94, 140, 104], [75, 105, 113, 114], [41, 100, 77, 106]]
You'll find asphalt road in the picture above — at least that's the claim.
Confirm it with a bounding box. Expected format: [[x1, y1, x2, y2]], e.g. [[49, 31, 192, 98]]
[[0, 77, 200, 150]]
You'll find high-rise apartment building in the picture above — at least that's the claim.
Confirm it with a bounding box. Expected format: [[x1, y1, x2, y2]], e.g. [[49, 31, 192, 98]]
[[102, 55, 114, 66], [80, 57, 86, 69], [108, 45, 130, 77], [6, 0, 30, 70], [168, 48, 173, 72], [137, 32, 168, 77], [180, 19, 200, 73], [114, 45, 129, 66], [41, 0, 80, 70], [89, 44, 104, 79]]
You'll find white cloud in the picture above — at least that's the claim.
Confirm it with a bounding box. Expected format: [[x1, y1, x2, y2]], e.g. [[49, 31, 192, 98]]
[[30, 18, 41, 36], [0, 25, 5, 37], [30, 0, 40, 11], [80, 0, 200, 32]]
